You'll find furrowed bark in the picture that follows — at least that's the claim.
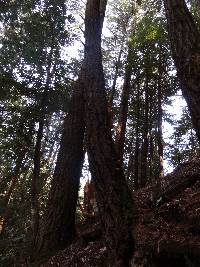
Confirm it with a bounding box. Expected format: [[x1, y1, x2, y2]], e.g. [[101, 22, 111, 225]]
[[164, 0, 200, 142], [34, 85, 85, 258], [83, 0, 135, 265]]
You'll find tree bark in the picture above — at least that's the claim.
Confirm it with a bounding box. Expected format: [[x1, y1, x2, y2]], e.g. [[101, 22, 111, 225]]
[[83, 1, 135, 266], [164, 0, 200, 142], [34, 86, 85, 258]]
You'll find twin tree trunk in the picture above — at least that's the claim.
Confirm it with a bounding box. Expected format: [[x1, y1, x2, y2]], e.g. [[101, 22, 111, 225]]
[[34, 0, 135, 265], [83, 0, 135, 265], [164, 0, 200, 142]]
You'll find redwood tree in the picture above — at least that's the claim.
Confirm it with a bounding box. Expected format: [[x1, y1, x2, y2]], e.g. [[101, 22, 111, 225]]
[[35, 1, 135, 264], [83, 0, 135, 265], [164, 0, 200, 142], [34, 86, 85, 258]]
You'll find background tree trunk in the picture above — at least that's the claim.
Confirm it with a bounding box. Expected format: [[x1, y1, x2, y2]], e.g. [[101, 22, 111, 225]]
[[157, 81, 164, 178], [31, 119, 44, 241], [134, 80, 141, 189], [115, 44, 134, 164], [140, 76, 149, 187], [34, 86, 85, 259], [164, 0, 200, 142]]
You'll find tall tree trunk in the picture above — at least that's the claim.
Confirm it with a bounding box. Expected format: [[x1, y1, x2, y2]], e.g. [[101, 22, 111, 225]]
[[31, 119, 44, 239], [134, 80, 141, 190], [140, 77, 149, 187], [149, 129, 154, 181], [164, 0, 200, 142], [83, 1, 135, 266], [148, 84, 154, 185], [34, 86, 85, 258], [157, 64, 164, 182], [115, 39, 135, 164], [115, 4, 138, 163]]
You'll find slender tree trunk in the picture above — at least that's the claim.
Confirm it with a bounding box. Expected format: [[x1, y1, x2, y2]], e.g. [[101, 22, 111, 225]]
[[109, 42, 124, 108], [31, 119, 44, 239], [115, 46, 134, 164], [83, 1, 135, 266], [115, 7, 137, 164], [0, 149, 26, 234], [126, 151, 134, 184], [164, 0, 200, 142], [149, 129, 154, 180], [140, 77, 149, 187], [157, 69, 164, 182], [108, 43, 124, 129], [126, 136, 134, 183], [134, 80, 141, 190], [0, 121, 33, 234], [31, 43, 56, 245], [47, 114, 63, 164], [34, 86, 85, 258]]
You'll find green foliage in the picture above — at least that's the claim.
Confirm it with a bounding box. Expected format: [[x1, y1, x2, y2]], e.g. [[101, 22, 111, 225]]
[[0, 0, 199, 264]]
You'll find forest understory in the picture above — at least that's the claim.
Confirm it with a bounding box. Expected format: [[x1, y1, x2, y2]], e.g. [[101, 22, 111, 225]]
[[38, 158, 200, 267]]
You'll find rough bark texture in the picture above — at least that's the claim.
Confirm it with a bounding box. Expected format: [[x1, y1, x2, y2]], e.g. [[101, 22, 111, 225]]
[[34, 86, 85, 259], [83, 1, 135, 266], [164, 0, 200, 142]]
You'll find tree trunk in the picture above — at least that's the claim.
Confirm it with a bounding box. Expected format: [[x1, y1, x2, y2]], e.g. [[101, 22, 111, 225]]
[[134, 80, 141, 190], [149, 129, 154, 180], [164, 0, 200, 142], [115, 43, 135, 164], [108, 43, 124, 129], [157, 68, 164, 181], [31, 119, 44, 240], [109, 42, 124, 108], [0, 149, 27, 234], [140, 77, 149, 187], [34, 86, 85, 259], [31, 43, 55, 244], [83, 1, 135, 266]]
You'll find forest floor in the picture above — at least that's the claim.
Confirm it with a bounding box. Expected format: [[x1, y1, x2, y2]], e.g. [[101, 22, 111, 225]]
[[41, 159, 200, 267]]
